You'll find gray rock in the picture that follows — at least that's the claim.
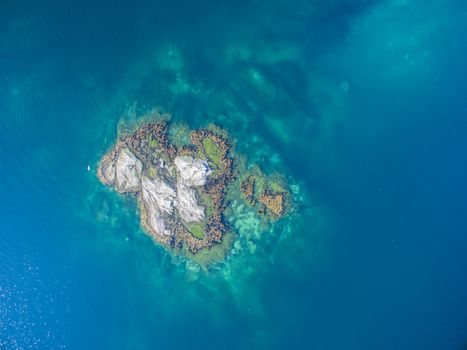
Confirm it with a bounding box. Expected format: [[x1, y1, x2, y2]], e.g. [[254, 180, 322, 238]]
[[115, 147, 142, 193], [176, 181, 205, 223], [141, 176, 176, 236], [100, 158, 116, 184], [100, 149, 212, 237], [174, 156, 211, 187]]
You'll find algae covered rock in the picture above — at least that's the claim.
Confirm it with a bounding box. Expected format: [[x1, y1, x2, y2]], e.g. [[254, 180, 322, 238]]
[[239, 166, 289, 220]]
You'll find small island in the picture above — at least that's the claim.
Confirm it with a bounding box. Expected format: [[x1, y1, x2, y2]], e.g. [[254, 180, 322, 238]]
[[97, 117, 290, 263]]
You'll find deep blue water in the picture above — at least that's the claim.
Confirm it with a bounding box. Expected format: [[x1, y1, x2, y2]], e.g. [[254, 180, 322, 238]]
[[1, 0, 467, 349]]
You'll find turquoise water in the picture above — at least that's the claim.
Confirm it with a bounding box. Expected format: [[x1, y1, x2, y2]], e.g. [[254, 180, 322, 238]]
[[1, 0, 467, 349]]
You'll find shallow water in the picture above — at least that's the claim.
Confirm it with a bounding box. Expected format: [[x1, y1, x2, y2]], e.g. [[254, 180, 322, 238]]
[[1, 0, 467, 349]]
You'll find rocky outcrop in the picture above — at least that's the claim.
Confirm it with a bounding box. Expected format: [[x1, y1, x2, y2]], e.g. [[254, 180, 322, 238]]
[[240, 176, 255, 205], [174, 156, 211, 187], [174, 156, 211, 223], [97, 146, 142, 193], [140, 176, 176, 236], [259, 192, 285, 216], [115, 148, 142, 192], [176, 182, 204, 222], [239, 168, 288, 219], [98, 136, 213, 245]]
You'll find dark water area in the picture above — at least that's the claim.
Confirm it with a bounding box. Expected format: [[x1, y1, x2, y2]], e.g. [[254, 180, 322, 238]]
[[1, 0, 467, 349]]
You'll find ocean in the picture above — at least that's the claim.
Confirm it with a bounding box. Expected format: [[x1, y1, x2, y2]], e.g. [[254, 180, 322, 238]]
[[1, 0, 467, 349]]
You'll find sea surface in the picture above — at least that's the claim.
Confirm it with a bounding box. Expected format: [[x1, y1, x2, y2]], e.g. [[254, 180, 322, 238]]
[[1, 0, 467, 349]]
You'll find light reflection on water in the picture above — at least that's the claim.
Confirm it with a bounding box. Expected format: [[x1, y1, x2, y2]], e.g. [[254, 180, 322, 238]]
[[1, 0, 467, 349]]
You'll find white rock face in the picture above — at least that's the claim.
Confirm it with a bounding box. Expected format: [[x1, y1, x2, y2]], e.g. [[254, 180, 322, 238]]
[[176, 182, 205, 222], [99, 149, 212, 237], [174, 156, 211, 187], [141, 176, 176, 236], [173, 156, 211, 223], [100, 158, 116, 184], [141, 176, 176, 215], [115, 148, 142, 192], [139, 156, 211, 234]]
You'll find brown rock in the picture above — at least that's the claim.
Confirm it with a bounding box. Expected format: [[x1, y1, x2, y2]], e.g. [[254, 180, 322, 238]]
[[240, 176, 256, 205], [259, 192, 285, 217]]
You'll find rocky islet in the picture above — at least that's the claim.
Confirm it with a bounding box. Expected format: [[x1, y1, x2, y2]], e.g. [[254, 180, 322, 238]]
[[97, 117, 290, 262]]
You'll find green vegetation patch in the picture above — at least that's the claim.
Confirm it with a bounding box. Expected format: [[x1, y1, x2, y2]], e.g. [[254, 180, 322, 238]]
[[148, 167, 158, 178], [202, 137, 224, 168], [199, 193, 214, 217], [187, 221, 205, 239], [148, 133, 159, 149]]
